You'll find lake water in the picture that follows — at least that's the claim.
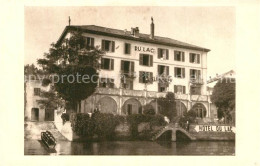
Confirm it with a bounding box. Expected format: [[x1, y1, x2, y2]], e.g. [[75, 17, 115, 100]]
[[24, 140, 235, 155]]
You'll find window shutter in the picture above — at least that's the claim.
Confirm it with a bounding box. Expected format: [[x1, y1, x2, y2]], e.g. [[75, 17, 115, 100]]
[[149, 72, 153, 83], [101, 58, 104, 69], [158, 65, 160, 75], [182, 68, 185, 78], [130, 61, 134, 72], [174, 67, 177, 77], [128, 44, 131, 54], [150, 55, 153, 66], [174, 51, 176, 60], [121, 60, 124, 71], [139, 71, 143, 83], [91, 38, 94, 47], [190, 69, 192, 78], [112, 41, 115, 52], [197, 54, 200, 63], [166, 66, 169, 76], [198, 70, 201, 78], [139, 54, 143, 65], [174, 85, 177, 93], [158, 48, 161, 58], [182, 52, 185, 62], [101, 40, 105, 51], [189, 53, 192, 62], [130, 81, 133, 90], [183, 86, 186, 94], [110, 59, 114, 70], [166, 49, 169, 60]]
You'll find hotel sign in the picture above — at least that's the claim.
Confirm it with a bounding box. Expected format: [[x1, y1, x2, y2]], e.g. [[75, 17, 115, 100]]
[[134, 46, 155, 54], [194, 125, 235, 133]]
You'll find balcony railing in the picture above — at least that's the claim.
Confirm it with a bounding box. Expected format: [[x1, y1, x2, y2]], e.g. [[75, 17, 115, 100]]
[[191, 95, 208, 101], [95, 88, 209, 102], [190, 78, 204, 85], [120, 70, 136, 79], [95, 87, 120, 95], [122, 89, 145, 97]]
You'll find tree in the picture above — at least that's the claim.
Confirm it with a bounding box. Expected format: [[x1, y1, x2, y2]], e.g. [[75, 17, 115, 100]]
[[211, 78, 235, 123], [157, 92, 177, 121], [37, 31, 105, 112]]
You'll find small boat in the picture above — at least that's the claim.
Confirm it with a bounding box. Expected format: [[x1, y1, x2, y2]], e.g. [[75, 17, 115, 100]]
[[41, 130, 57, 149]]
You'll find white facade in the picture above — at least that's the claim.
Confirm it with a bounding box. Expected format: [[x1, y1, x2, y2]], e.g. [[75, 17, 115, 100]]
[[60, 24, 213, 119]]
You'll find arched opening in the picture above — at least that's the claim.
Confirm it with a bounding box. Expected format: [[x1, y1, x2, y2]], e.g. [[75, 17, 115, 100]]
[[122, 98, 142, 115], [97, 96, 117, 114], [176, 130, 191, 141], [192, 103, 207, 118], [176, 101, 187, 117]]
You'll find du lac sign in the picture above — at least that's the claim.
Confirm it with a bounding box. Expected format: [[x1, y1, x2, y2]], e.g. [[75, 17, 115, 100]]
[[194, 125, 236, 133]]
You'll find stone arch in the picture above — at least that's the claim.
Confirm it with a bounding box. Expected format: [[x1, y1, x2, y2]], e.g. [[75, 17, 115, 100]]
[[122, 98, 142, 115], [97, 96, 117, 114], [176, 101, 187, 116], [191, 103, 207, 118]]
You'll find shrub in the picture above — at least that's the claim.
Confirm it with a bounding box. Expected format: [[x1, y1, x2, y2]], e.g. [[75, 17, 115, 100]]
[[70, 112, 124, 140], [179, 109, 197, 127], [143, 104, 156, 115]]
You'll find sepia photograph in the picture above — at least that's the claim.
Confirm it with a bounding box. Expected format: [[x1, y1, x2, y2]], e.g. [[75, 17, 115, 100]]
[[23, 6, 236, 155]]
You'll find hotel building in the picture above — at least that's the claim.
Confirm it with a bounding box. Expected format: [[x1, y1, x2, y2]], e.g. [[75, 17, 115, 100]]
[[56, 19, 214, 119]]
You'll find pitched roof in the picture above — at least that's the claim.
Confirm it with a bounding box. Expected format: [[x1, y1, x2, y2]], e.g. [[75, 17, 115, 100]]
[[57, 25, 210, 52]]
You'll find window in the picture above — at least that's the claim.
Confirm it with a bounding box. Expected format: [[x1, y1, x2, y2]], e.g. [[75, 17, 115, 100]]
[[174, 85, 186, 94], [99, 78, 115, 88], [158, 65, 169, 76], [34, 88, 41, 96], [101, 58, 114, 70], [124, 43, 131, 54], [190, 69, 201, 79], [139, 71, 153, 83], [101, 40, 115, 52], [158, 83, 168, 92], [189, 53, 200, 64], [84, 37, 94, 49], [139, 54, 153, 67], [121, 60, 134, 73], [158, 48, 169, 60], [174, 67, 185, 78], [174, 51, 185, 62]]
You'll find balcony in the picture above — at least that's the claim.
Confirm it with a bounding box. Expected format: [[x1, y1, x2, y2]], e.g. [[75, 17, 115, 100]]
[[190, 78, 204, 85], [95, 87, 120, 95], [191, 95, 208, 101], [120, 70, 136, 79], [122, 89, 145, 97]]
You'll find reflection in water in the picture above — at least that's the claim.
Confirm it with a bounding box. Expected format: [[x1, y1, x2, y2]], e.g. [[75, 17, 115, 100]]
[[24, 140, 235, 155]]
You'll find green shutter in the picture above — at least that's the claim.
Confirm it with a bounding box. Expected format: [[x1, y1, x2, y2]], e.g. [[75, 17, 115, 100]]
[[139, 54, 143, 65], [182, 68, 185, 78], [174, 85, 177, 93], [112, 41, 115, 52], [101, 40, 105, 51], [91, 38, 94, 47], [150, 55, 153, 66], [183, 86, 186, 94], [101, 58, 104, 69], [110, 59, 114, 70], [130, 61, 134, 72], [121, 60, 124, 71], [158, 48, 161, 58], [139, 71, 143, 83]]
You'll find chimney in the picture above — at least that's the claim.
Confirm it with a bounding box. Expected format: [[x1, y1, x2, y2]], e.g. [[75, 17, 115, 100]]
[[150, 17, 154, 39], [131, 27, 139, 37]]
